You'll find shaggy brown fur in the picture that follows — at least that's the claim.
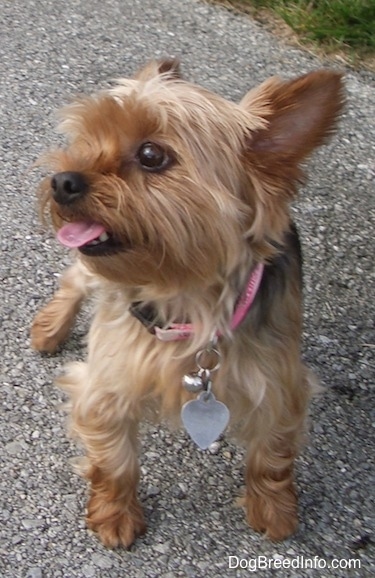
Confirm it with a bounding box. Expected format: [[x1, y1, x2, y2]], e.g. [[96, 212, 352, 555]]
[[31, 60, 344, 547]]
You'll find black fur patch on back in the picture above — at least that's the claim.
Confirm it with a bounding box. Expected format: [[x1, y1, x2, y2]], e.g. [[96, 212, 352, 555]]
[[249, 222, 303, 330]]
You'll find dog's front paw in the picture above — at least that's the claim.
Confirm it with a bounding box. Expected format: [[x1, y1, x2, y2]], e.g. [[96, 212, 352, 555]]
[[31, 298, 78, 353], [31, 306, 66, 352], [86, 492, 146, 548], [245, 484, 298, 541]]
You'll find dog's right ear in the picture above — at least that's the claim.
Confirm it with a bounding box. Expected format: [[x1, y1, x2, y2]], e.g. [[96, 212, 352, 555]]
[[134, 58, 181, 82]]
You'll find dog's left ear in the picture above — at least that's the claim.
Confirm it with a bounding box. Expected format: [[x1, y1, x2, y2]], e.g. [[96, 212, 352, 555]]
[[238, 71, 344, 239], [241, 70, 345, 175], [134, 58, 181, 82]]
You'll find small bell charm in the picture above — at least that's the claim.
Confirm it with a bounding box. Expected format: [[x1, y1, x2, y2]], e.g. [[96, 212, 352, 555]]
[[182, 371, 205, 393]]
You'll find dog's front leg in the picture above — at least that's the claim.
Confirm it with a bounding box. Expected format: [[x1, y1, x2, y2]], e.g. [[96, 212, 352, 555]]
[[84, 414, 146, 549], [244, 431, 299, 541], [61, 363, 146, 548], [242, 366, 309, 541], [31, 260, 90, 352]]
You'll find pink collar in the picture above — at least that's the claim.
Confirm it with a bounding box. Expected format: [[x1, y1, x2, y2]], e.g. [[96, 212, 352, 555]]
[[153, 263, 264, 341]]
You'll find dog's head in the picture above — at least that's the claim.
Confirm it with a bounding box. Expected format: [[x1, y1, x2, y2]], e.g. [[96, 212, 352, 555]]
[[40, 59, 344, 294]]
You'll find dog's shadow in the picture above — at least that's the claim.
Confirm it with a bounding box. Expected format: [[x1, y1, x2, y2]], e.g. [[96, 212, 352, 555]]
[[296, 385, 374, 557]]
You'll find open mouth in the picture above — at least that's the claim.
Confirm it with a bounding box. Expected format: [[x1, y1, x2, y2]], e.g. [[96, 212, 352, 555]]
[[57, 221, 124, 256]]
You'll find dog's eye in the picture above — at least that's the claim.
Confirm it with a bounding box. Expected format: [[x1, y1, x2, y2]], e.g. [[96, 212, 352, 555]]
[[137, 142, 169, 172]]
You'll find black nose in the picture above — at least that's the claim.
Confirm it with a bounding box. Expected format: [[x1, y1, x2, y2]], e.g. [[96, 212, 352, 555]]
[[51, 172, 88, 205]]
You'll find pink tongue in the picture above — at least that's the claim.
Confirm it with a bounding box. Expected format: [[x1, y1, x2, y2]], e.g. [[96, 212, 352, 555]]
[[57, 222, 106, 248]]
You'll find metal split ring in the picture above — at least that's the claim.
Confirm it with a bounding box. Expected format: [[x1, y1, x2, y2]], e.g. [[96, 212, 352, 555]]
[[195, 346, 221, 373]]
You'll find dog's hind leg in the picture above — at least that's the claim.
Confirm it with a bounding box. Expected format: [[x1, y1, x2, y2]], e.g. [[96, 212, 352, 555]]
[[31, 260, 91, 352]]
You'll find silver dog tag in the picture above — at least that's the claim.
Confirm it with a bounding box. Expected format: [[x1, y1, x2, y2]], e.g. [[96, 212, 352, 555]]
[[181, 391, 230, 450]]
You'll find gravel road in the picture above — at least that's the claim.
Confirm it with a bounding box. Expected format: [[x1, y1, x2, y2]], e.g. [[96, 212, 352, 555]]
[[1, 0, 374, 576]]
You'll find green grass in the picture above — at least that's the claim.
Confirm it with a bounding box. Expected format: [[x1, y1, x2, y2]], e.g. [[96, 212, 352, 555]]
[[224, 0, 375, 64]]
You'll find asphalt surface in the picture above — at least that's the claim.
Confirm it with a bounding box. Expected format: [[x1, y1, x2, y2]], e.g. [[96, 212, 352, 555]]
[[1, 0, 374, 577]]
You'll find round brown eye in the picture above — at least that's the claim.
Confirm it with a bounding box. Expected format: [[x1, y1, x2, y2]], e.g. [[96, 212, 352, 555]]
[[137, 142, 168, 172]]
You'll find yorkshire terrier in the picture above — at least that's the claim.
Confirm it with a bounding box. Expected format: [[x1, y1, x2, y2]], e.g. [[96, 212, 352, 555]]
[[31, 59, 344, 548]]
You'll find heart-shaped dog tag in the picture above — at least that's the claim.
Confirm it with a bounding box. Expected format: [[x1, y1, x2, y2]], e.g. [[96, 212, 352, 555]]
[[181, 392, 230, 450]]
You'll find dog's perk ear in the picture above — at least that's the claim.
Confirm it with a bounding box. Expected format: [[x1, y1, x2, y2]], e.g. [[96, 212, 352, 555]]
[[134, 58, 181, 82], [242, 71, 345, 164], [157, 58, 181, 77], [239, 71, 344, 240]]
